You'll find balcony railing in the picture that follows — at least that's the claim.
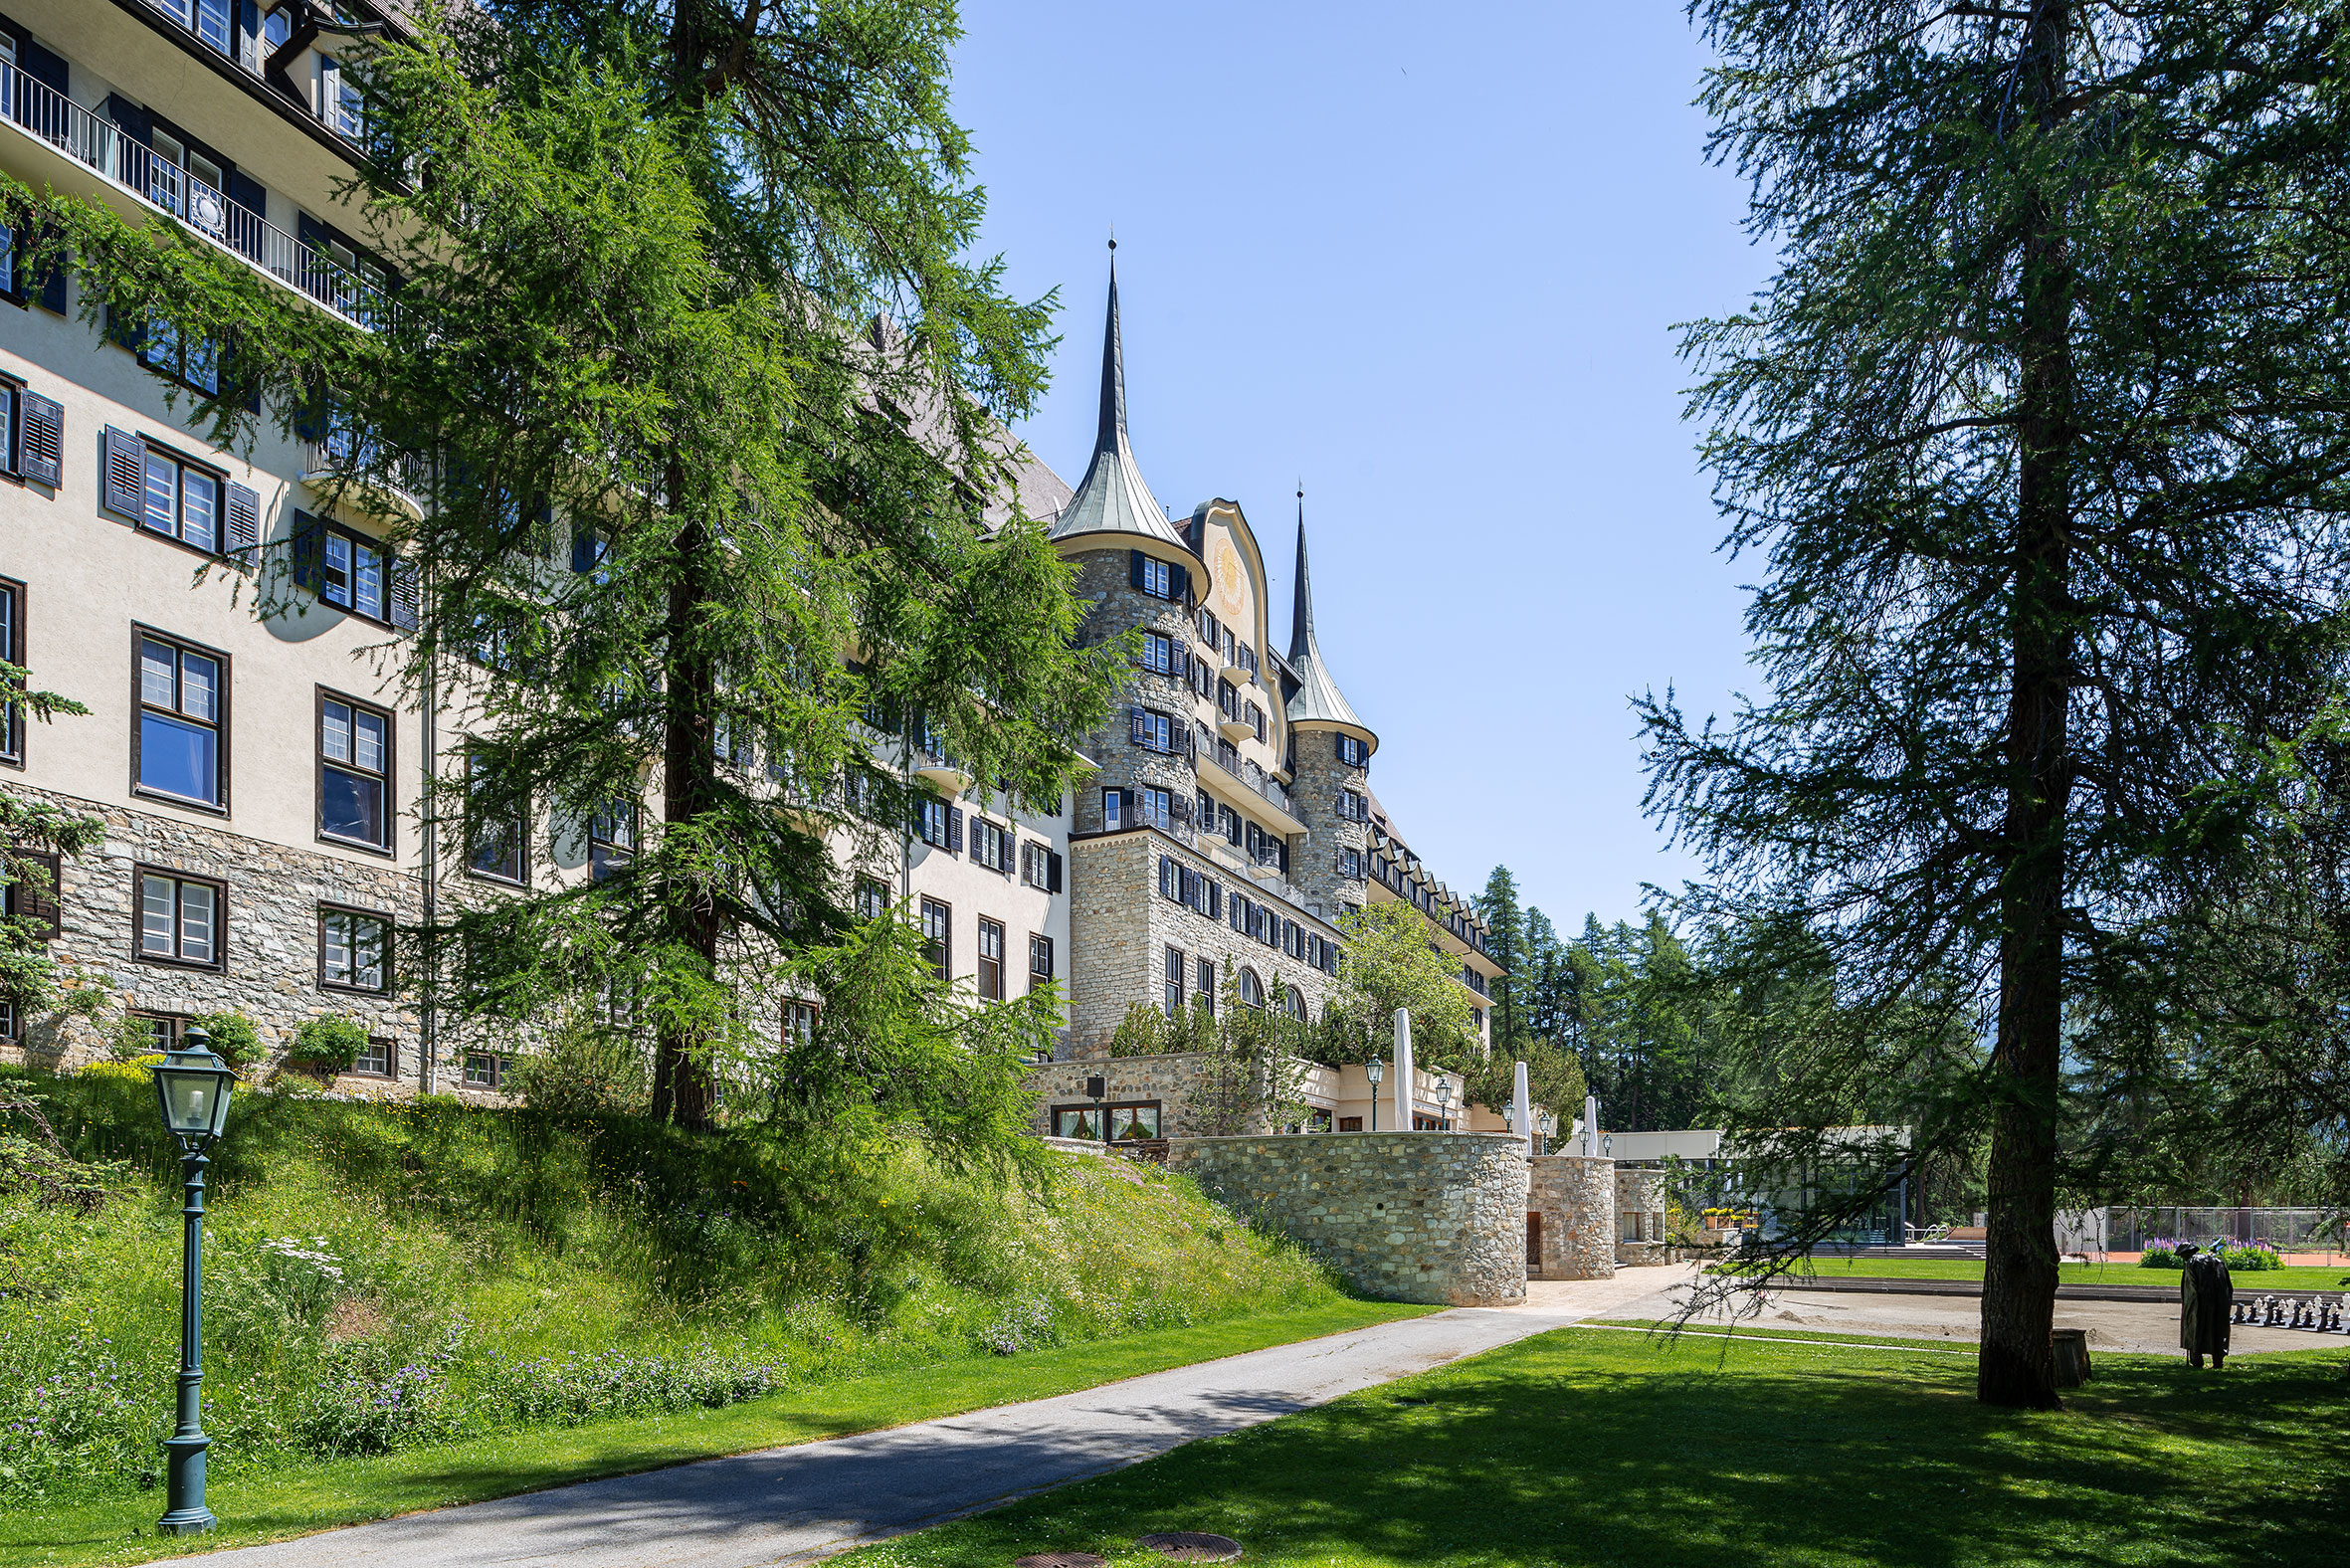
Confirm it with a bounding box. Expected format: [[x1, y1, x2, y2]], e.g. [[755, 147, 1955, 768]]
[[304, 430, 432, 508], [2, 65, 384, 329]]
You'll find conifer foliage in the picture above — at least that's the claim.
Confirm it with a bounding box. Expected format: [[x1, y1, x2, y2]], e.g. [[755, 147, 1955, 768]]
[[1646, 0, 2350, 1406]]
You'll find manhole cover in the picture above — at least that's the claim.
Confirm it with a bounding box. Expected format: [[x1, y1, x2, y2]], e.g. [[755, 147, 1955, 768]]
[[1014, 1555, 1104, 1568], [1137, 1533, 1243, 1562]]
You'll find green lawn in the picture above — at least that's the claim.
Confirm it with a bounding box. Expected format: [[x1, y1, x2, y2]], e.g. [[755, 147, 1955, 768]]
[[1770, 1256, 2350, 1290], [0, 1299, 1428, 1567], [840, 1326, 2350, 1568]]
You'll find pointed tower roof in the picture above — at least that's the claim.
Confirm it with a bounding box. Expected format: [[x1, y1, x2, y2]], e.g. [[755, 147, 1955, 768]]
[[1285, 496, 1375, 746], [1048, 247, 1197, 559]]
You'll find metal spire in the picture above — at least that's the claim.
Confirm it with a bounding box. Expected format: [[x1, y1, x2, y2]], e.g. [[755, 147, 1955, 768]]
[[1048, 241, 1188, 552], [1095, 235, 1125, 460]]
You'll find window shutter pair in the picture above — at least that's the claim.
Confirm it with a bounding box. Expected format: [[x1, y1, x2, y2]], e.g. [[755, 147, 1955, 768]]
[[17, 394, 62, 488], [1046, 850, 1063, 893], [101, 426, 145, 519], [946, 807, 963, 855]]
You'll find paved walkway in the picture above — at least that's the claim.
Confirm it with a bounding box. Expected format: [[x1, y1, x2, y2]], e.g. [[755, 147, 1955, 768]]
[[162, 1269, 1692, 1568]]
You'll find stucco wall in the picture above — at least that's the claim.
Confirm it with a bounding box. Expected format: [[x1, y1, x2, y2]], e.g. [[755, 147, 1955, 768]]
[[1527, 1154, 1616, 1280], [1168, 1131, 1528, 1306]]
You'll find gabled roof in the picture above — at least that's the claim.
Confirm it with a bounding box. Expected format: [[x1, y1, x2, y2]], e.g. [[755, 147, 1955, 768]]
[[1048, 254, 1195, 557], [1285, 505, 1375, 745]]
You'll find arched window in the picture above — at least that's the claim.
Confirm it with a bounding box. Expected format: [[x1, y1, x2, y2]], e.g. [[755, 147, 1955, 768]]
[[1284, 986, 1308, 1020], [1239, 967, 1265, 1009]]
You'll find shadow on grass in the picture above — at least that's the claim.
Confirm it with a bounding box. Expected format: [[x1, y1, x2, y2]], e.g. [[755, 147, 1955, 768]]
[[844, 1333, 2349, 1568]]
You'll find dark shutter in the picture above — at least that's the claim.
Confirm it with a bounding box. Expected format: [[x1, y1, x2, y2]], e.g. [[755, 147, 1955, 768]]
[[1129, 549, 1145, 590], [101, 427, 145, 518], [1129, 706, 1145, 746], [571, 520, 599, 573], [7, 850, 61, 941], [224, 483, 261, 563], [1001, 827, 1017, 874], [101, 96, 155, 148], [17, 393, 61, 488], [291, 511, 323, 591], [388, 559, 420, 632], [1170, 563, 1189, 602], [1046, 851, 1063, 893], [1206, 882, 1221, 919], [35, 250, 65, 315], [947, 807, 963, 855]]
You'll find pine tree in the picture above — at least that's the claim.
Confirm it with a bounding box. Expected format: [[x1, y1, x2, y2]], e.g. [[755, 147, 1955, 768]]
[[1474, 866, 1528, 1055], [1647, 0, 2350, 1406]]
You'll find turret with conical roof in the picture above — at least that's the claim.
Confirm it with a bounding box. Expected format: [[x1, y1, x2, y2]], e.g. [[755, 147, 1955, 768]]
[[1049, 250, 1208, 581], [1283, 504, 1376, 751]]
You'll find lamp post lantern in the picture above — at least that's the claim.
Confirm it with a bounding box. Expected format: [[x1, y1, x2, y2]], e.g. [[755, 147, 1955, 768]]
[[1537, 1109, 1553, 1156], [1435, 1078, 1454, 1131], [150, 1025, 237, 1537], [1365, 1058, 1384, 1132]]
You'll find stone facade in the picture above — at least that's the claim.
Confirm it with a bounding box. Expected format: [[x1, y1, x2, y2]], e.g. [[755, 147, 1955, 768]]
[[1616, 1167, 1670, 1266], [1527, 1155, 1617, 1280], [1066, 828, 1341, 1058], [1168, 1131, 1529, 1306], [1070, 550, 1208, 841], [1026, 1051, 1270, 1138], [1285, 734, 1371, 917]]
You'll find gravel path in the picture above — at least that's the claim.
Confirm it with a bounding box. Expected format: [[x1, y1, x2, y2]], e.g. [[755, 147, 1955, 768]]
[[157, 1270, 1690, 1568]]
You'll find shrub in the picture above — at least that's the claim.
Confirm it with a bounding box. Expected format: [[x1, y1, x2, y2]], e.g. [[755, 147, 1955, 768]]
[[474, 1343, 786, 1427], [192, 1012, 262, 1070], [2217, 1243, 2282, 1271], [105, 1014, 161, 1062], [287, 1016, 369, 1076], [2139, 1240, 2182, 1269], [506, 1008, 648, 1117]]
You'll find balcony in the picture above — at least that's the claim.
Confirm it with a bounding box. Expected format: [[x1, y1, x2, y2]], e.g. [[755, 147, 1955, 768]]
[[0, 65, 383, 330], [1217, 714, 1254, 743], [913, 747, 972, 799], [1196, 749, 1307, 836], [303, 432, 430, 518]]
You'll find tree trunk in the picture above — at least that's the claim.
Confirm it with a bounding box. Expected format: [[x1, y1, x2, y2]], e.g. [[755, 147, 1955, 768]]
[[1979, 0, 2074, 1412], [652, 454, 720, 1131]]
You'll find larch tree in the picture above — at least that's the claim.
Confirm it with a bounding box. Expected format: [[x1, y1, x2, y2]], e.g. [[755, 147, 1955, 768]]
[[1644, 0, 2350, 1406]]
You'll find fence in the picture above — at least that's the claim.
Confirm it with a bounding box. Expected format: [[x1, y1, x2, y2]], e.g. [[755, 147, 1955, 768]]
[[2106, 1207, 2345, 1254]]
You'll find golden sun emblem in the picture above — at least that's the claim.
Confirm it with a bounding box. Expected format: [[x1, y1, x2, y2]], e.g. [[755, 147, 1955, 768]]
[[1212, 537, 1245, 618]]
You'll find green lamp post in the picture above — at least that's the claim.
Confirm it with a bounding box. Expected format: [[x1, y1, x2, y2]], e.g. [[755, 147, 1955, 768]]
[[149, 1025, 238, 1537]]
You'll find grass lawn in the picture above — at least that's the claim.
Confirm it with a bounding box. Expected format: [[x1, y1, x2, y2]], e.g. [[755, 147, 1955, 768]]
[[1769, 1257, 2350, 1290], [0, 1299, 1429, 1567], [841, 1324, 2350, 1568]]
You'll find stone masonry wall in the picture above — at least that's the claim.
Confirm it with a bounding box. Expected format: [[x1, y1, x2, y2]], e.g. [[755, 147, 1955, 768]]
[[1285, 727, 1370, 919], [1025, 1052, 1267, 1137], [1068, 830, 1340, 1058], [0, 786, 424, 1090], [1527, 1155, 1616, 1279], [1168, 1131, 1529, 1306], [1070, 548, 1201, 839], [1616, 1167, 1670, 1266]]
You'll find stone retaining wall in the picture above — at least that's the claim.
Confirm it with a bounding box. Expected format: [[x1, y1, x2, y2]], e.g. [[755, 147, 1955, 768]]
[[1527, 1155, 1616, 1279], [1617, 1167, 1669, 1266], [1167, 1131, 1528, 1306]]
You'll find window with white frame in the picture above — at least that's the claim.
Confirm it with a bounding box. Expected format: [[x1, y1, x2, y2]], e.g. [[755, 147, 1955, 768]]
[[590, 796, 638, 882], [319, 692, 390, 850], [919, 897, 951, 981], [1141, 631, 1177, 675], [138, 867, 222, 967], [318, 904, 389, 992], [978, 917, 1006, 1001], [136, 633, 225, 808]]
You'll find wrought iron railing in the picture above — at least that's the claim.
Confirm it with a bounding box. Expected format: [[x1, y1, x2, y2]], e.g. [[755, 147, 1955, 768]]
[[1, 64, 383, 329]]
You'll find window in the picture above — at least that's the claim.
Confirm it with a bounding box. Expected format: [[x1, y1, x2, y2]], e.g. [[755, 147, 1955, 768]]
[[916, 797, 957, 851], [1164, 945, 1185, 1016], [137, 868, 223, 967], [318, 905, 389, 992], [1197, 957, 1216, 1016], [0, 578, 21, 763], [1472, 1007, 1487, 1034], [590, 796, 638, 882], [135, 632, 225, 808], [970, 817, 1014, 875], [1021, 841, 1064, 891], [1336, 733, 1367, 767], [131, 314, 223, 397], [976, 917, 1006, 1001], [1198, 608, 1220, 648], [1238, 968, 1265, 1009], [1159, 854, 1179, 901], [1108, 1102, 1162, 1141], [322, 53, 367, 140], [352, 1036, 395, 1078], [1247, 701, 1265, 742], [1054, 1104, 1103, 1140], [464, 1052, 509, 1090], [1235, 642, 1257, 678], [1141, 632, 1177, 675], [920, 897, 951, 981], [1101, 788, 1124, 832], [1130, 707, 1176, 753], [1137, 555, 1174, 599], [1338, 1115, 1363, 1132], [783, 1000, 819, 1045], [1221, 803, 1242, 845], [127, 1011, 189, 1053], [1285, 985, 1308, 1020], [1339, 790, 1368, 822], [1218, 679, 1239, 721], [298, 517, 389, 622], [1138, 787, 1172, 831], [467, 748, 525, 883], [139, 443, 223, 550], [2, 848, 60, 940], [856, 877, 889, 921], [1339, 848, 1362, 878], [1197, 789, 1214, 829], [1029, 932, 1054, 989], [318, 692, 391, 851]]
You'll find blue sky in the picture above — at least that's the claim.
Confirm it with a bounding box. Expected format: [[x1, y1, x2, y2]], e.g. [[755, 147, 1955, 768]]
[[951, 2, 1772, 932]]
